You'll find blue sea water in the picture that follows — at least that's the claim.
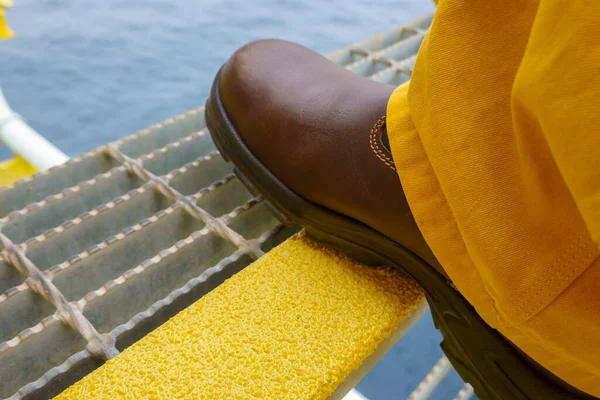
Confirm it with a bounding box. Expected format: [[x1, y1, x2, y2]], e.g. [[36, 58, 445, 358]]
[[0, 0, 469, 398]]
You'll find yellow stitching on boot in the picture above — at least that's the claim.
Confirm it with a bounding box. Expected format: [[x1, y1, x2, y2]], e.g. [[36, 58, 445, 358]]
[[370, 130, 396, 171], [369, 116, 396, 171], [373, 116, 393, 162], [371, 116, 395, 165]]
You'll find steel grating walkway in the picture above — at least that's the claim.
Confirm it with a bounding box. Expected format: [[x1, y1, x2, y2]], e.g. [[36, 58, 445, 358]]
[[0, 14, 437, 400]]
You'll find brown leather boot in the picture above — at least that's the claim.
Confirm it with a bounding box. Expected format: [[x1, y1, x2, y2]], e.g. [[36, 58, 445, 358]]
[[205, 39, 593, 400], [213, 39, 443, 275]]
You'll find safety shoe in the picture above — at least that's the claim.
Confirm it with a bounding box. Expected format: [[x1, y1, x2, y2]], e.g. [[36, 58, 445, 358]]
[[205, 39, 594, 400]]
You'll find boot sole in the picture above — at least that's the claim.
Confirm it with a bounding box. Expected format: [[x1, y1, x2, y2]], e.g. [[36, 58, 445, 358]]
[[205, 67, 592, 400]]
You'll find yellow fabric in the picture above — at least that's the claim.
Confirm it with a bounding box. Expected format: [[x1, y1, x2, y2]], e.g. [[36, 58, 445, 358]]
[[387, 0, 600, 395]]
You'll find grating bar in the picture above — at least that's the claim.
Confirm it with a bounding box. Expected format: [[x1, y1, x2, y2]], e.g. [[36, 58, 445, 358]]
[[0, 129, 207, 229], [0, 165, 127, 225], [369, 55, 417, 85], [0, 151, 96, 192], [454, 384, 474, 400], [104, 143, 263, 259], [408, 356, 452, 400], [113, 107, 204, 153], [0, 153, 225, 305], [109, 222, 282, 342], [20, 182, 155, 248], [0, 233, 118, 360], [327, 14, 432, 66], [74, 195, 265, 312], [0, 173, 241, 352]]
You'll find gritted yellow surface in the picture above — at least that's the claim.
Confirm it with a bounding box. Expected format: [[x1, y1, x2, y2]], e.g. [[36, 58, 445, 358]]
[[56, 235, 423, 400]]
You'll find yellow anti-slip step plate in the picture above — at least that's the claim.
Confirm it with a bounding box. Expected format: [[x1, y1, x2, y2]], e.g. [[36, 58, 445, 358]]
[[56, 235, 423, 400]]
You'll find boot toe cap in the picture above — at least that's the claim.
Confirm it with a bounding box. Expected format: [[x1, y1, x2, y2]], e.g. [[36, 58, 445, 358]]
[[217, 39, 330, 168], [219, 38, 317, 126]]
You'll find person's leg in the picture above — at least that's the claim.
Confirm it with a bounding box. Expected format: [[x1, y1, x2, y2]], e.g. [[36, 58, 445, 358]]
[[389, 0, 600, 395]]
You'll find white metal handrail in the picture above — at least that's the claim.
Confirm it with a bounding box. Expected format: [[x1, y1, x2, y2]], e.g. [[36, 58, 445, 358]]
[[0, 87, 68, 171]]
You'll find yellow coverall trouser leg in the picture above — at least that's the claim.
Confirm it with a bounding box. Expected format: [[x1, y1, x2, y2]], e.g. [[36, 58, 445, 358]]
[[387, 0, 600, 395]]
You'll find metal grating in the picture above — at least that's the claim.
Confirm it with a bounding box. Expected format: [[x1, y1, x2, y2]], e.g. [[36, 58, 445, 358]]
[[0, 13, 433, 400]]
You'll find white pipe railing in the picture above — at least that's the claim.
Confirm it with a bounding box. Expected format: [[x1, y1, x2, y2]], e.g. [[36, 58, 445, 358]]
[[0, 87, 69, 170]]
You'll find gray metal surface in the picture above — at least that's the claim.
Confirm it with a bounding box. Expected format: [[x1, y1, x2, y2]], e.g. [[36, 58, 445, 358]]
[[0, 14, 432, 400]]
